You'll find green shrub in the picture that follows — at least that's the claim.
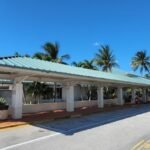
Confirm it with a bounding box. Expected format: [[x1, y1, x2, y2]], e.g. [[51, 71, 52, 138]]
[[0, 97, 7, 106]]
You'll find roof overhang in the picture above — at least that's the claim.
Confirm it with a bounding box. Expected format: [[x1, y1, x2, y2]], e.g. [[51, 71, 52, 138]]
[[0, 66, 149, 88]]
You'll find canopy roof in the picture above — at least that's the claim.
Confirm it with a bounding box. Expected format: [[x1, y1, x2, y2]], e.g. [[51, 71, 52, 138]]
[[0, 57, 149, 87]]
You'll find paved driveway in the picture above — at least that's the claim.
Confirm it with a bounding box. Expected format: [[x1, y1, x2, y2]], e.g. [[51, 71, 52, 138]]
[[1, 104, 150, 150]]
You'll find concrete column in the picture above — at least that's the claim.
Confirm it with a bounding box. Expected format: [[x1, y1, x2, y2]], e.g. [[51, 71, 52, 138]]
[[117, 87, 124, 105], [131, 88, 136, 104], [142, 88, 147, 102], [11, 83, 23, 119], [66, 85, 74, 112], [97, 86, 104, 108], [62, 86, 66, 101]]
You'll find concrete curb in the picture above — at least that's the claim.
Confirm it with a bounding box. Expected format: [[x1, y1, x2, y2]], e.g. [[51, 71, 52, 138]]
[[0, 122, 29, 130]]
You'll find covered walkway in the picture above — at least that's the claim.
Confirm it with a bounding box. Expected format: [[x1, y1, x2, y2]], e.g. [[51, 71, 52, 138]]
[[0, 56, 149, 120]]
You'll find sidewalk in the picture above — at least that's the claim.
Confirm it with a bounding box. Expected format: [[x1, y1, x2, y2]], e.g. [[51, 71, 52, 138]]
[[0, 104, 138, 130]]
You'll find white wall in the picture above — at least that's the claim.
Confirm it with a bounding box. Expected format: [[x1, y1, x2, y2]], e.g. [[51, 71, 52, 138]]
[[22, 98, 119, 113], [74, 99, 118, 108], [23, 101, 98, 113], [23, 102, 66, 113], [104, 98, 118, 105], [75, 100, 97, 108]]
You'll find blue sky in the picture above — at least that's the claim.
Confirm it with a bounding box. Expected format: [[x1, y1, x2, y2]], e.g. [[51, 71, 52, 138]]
[[0, 0, 150, 73]]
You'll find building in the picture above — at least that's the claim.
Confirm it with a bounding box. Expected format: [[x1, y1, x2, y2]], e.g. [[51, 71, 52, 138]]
[[0, 56, 149, 119]]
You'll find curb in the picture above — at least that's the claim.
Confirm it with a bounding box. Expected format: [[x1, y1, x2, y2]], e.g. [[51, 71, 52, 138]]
[[0, 122, 29, 130]]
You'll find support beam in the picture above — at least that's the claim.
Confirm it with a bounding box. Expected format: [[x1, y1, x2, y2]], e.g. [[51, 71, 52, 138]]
[[11, 83, 23, 119], [66, 84, 75, 112], [117, 87, 124, 105], [97, 86, 104, 108], [131, 88, 136, 104]]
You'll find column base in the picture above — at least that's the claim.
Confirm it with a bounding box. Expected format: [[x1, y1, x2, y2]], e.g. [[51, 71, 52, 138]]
[[11, 106, 22, 119]]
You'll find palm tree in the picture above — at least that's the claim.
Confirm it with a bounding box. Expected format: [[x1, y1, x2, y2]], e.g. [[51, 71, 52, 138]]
[[33, 42, 70, 101], [131, 50, 150, 75], [27, 82, 43, 104], [95, 45, 119, 72], [72, 59, 97, 70], [33, 52, 48, 60], [14, 52, 30, 57], [82, 59, 98, 70], [43, 42, 59, 60], [145, 74, 150, 79], [27, 82, 54, 104], [72, 59, 97, 101], [14, 52, 21, 57], [72, 61, 84, 67], [33, 42, 70, 64]]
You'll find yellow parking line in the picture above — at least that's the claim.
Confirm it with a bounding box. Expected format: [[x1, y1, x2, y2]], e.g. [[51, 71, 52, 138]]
[[145, 139, 150, 143], [143, 139, 150, 149], [136, 143, 144, 150], [0, 124, 30, 132], [131, 140, 145, 150]]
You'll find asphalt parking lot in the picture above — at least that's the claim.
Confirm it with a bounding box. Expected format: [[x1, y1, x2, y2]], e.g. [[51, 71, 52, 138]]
[[1, 104, 150, 150]]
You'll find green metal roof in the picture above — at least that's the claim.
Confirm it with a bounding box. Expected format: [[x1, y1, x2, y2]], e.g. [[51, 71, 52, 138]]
[[0, 57, 149, 86]]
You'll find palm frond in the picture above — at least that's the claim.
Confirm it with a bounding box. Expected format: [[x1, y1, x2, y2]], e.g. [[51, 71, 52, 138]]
[[95, 45, 119, 72], [33, 52, 47, 60], [131, 50, 150, 75]]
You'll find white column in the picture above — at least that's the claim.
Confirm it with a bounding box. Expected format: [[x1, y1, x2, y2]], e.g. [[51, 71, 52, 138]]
[[97, 86, 104, 108], [62, 86, 66, 101], [117, 87, 124, 105], [142, 88, 147, 102], [66, 85, 74, 112], [131, 88, 136, 104], [11, 83, 23, 119]]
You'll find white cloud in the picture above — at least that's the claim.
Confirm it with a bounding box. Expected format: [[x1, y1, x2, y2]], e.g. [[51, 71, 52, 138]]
[[93, 42, 100, 47]]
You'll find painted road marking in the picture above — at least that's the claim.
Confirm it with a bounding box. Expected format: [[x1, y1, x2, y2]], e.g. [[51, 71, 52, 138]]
[[1, 108, 150, 150], [131, 139, 150, 150], [131, 140, 145, 150], [136, 143, 145, 150], [143, 139, 150, 149], [0, 118, 118, 150], [0, 132, 61, 150]]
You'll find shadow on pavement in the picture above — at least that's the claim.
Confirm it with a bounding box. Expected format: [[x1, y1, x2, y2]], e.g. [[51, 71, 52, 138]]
[[34, 104, 150, 136]]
